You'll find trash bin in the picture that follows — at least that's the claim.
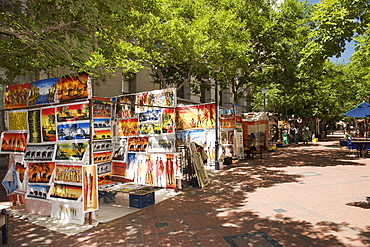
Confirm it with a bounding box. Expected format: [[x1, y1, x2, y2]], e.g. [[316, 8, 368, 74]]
[[282, 133, 289, 144]]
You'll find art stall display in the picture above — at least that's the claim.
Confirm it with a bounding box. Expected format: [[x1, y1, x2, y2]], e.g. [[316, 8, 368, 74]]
[[1, 73, 94, 225], [242, 112, 269, 150], [110, 88, 180, 189], [220, 105, 244, 160]]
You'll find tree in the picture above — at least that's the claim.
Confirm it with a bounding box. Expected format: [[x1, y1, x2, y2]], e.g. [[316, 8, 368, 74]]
[[0, 0, 155, 84]]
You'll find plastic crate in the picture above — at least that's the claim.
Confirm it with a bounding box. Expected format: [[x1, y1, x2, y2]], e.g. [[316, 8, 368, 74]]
[[129, 192, 155, 208]]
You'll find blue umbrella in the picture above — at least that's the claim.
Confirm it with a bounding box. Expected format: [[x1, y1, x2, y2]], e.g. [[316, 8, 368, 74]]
[[343, 102, 370, 117], [343, 102, 370, 139]]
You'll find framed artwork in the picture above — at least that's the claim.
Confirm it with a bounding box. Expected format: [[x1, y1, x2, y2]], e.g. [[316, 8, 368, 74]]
[[41, 107, 57, 142], [28, 162, 55, 184], [0, 132, 27, 153], [6, 110, 28, 131], [83, 165, 98, 212]]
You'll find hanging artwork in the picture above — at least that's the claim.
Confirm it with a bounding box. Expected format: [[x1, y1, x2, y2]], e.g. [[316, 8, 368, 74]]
[[28, 109, 42, 143], [162, 108, 175, 134], [26, 184, 50, 200], [176, 129, 206, 146], [112, 138, 127, 161], [188, 143, 210, 188], [93, 118, 111, 128], [4, 82, 30, 109], [164, 154, 176, 189], [126, 153, 136, 180], [7, 110, 28, 131], [93, 151, 112, 164], [83, 165, 98, 212], [14, 154, 28, 194], [57, 122, 90, 141], [135, 92, 149, 113], [41, 107, 57, 142], [54, 142, 88, 162], [24, 144, 55, 161], [115, 94, 136, 119], [221, 117, 236, 129], [93, 140, 113, 152], [138, 123, 162, 135], [144, 154, 154, 185], [93, 97, 112, 118], [29, 78, 57, 106], [152, 154, 166, 187], [56, 102, 90, 122], [138, 109, 162, 123], [97, 162, 111, 175], [57, 73, 90, 102], [54, 163, 83, 184], [0, 132, 27, 153], [127, 136, 149, 152], [92, 128, 112, 140], [28, 162, 55, 184], [117, 118, 138, 136], [147, 135, 176, 153], [147, 88, 176, 108], [135, 154, 147, 184], [176, 103, 216, 130], [49, 183, 83, 201], [111, 161, 127, 177], [98, 173, 112, 186]]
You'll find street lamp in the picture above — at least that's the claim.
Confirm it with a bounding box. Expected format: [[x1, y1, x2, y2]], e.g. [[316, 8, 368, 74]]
[[261, 88, 268, 112]]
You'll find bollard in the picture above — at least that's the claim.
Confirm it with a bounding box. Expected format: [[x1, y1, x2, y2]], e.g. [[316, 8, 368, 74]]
[[1, 209, 7, 245]]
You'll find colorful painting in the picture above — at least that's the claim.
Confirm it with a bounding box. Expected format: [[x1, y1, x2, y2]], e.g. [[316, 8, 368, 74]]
[[147, 135, 176, 153], [127, 136, 149, 152], [83, 165, 98, 212], [0, 132, 27, 153], [111, 161, 126, 177], [28, 109, 42, 143], [117, 118, 138, 136], [28, 162, 55, 184], [92, 129, 112, 140], [55, 142, 88, 162], [98, 173, 112, 186], [27, 184, 50, 200], [147, 88, 176, 107], [144, 154, 154, 185], [135, 92, 149, 113], [57, 122, 90, 141], [165, 154, 176, 189], [57, 73, 90, 102], [49, 183, 83, 201], [221, 117, 236, 129], [176, 103, 216, 130], [54, 164, 83, 184], [93, 151, 112, 164], [93, 118, 111, 128], [41, 107, 57, 142], [135, 154, 147, 184], [176, 129, 206, 146], [115, 94, 136, 118], [162, 108, 175, 134], [93, 97, 112, 118], [56, 102, 90, 122], [24, 144, 55, 161], [4, 82, 30, 109], [7, 110, 28, 130], [138, 109, 162, 123], [29, 78, 57, 105], [138, 123, 162, 135], [126, 153, 136, 180], [152, 154, 166, 187]]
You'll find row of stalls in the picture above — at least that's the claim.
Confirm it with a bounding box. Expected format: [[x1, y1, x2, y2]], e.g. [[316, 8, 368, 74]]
[[1, 73, 271, 225]]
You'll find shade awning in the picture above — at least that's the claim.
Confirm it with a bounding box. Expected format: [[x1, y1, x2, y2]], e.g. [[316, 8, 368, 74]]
[[343, 102, 370, 118]]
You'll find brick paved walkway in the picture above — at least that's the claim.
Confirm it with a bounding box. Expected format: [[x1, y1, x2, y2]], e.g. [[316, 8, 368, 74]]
[[2, 140, 370, 246]]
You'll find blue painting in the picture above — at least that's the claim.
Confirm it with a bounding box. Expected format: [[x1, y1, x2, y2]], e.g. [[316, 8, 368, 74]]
[[29, 78, 58, 105]]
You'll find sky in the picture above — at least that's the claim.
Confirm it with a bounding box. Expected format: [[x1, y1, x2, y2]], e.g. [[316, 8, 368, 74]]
[[307, 0, 355, 63]]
